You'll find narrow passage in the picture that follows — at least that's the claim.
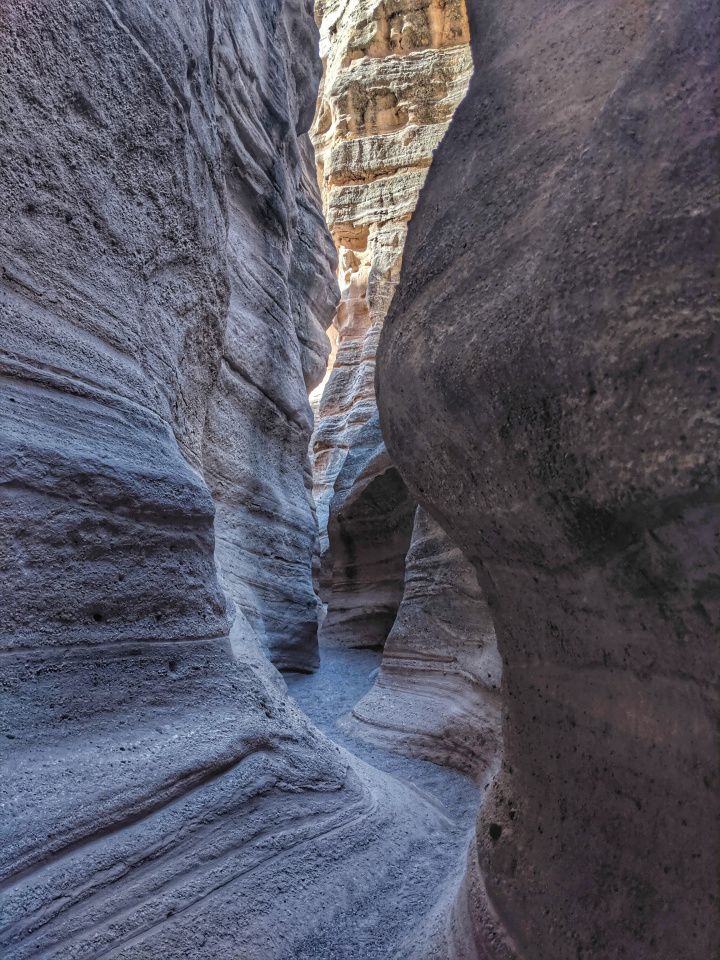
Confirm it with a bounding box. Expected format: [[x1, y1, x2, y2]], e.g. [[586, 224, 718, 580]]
[[283, 646, 482, 959]]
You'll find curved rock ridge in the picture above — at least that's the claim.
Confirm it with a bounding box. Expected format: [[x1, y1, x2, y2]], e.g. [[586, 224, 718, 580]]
[[202, 11, 338, 671], [377, 0, 720, 957], [349, 507, 502, 777], [321, 414, 416, 647], [310, 0, 473, 570], [0, 3, 460, 958]]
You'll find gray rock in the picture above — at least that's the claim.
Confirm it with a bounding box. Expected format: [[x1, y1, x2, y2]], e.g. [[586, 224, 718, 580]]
[[350, 507, 502, 778], [377, 0, 720, 957], [0, 3, 457, 958]]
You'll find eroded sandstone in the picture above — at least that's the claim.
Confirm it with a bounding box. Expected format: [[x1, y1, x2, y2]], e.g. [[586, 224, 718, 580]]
[[311, 0, 473, 647], [350, 507, 502, 777], [0, 3, 459, 957], [377, 0, 720, 956]]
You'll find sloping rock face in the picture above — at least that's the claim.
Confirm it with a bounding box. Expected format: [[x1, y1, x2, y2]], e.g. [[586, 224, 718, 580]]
[[203, 123, 336, 671], [377, 1, 720, 958], [321, 414, 415, 647], [0, 3, 455, 957], [350, 507, 502, 777], [310, 0, 473, 586]]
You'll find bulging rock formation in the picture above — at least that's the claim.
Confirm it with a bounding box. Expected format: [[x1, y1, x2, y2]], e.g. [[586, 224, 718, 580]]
[[377, 0, 720, 957], [311, 0, 473, 646], [350, 507, 502, 777], [0, 3, 458, 957]]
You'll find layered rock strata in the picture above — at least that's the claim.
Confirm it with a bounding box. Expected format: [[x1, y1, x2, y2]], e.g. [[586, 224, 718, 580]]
[[377, 0, 720, 957], [311, 0, 473, 646], [0, 3, 453, 957], [321, 414, 416, 647], [350, 507, 502, 777], [203, 126, 336, 671]]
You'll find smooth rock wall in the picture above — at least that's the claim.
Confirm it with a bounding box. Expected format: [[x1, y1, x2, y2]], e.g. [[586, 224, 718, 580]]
[[377, 0, 720, 957], [350, 507, 502, 777]]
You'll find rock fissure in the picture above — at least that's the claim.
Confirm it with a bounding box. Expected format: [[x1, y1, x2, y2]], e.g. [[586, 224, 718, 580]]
[[2, 0, 716, 958]]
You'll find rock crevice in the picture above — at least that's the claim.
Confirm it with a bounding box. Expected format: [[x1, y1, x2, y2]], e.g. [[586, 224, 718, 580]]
[[311, 0, 473, 654]]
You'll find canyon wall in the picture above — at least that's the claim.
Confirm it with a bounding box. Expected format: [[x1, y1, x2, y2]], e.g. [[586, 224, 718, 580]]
[[377, 0, 720, 957], [202, 90, 337, 671], [350, 507, 502, 777], [0, 3, 454, 957], [321, 412, 416, 647], [311, 0, 472, 645]]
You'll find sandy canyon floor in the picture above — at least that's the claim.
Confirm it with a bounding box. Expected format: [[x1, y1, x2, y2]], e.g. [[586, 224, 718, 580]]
[[284, 646, 482, 959]]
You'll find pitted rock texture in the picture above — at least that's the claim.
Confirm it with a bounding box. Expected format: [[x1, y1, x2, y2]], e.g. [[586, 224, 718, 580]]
[[321, 414, 416, 647], [377, 1, 720, 958], [0, 3, 462, 958], [350, 507, 502, 777], [310, 0, 472, 566]]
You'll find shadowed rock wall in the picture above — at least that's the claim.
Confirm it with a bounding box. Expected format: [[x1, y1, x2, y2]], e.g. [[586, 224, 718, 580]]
[[0, 3, 456, 957], [322, 416, 416, 646], [350, 507, 502, 777], [377, 0, 720, 957]]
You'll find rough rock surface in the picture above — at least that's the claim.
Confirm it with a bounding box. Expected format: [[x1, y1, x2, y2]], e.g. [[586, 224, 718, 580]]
[[377, 0, 720, 957], [310, 0, 473, 596], [0, 3, 459, 958], [350, 507, 502, 777], [203, 124, 336, 671]]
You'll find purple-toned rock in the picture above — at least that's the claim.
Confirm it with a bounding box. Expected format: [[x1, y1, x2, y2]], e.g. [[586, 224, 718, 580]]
[[378, 0, 720, 956], [350, 507, 501, 777]]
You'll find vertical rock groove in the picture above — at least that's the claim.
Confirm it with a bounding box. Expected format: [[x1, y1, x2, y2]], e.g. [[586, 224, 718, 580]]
[[310, 0, 474, 650], [310, 0, 503, 791], [313, 0, 471, 620]]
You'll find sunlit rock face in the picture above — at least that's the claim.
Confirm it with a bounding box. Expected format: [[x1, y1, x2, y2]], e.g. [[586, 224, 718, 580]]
[[0, 3, 451, 957], [377, 0, 720, 957], [350, 507, 502, 777], [311, 0, 473, 636]]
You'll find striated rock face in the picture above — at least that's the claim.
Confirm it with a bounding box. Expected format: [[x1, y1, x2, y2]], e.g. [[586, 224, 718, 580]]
[[203, 124, 337, 670], [0, 3, 455, 957], [321, 414, 416, 647], [311, 0, 473, 641], [378, 0, 720, 958], [350, 507, 502, 777]]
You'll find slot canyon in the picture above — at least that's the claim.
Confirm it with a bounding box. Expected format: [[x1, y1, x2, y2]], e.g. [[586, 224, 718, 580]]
[[0, 1, 717, 959]]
